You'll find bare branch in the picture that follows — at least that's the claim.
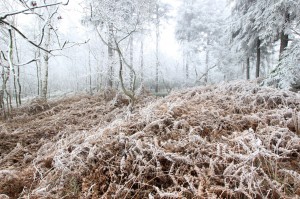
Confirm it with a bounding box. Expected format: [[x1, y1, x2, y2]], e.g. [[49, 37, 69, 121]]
[[0, 51, 7, 61], [48, 39, 90, 53], [291, 28, 300, 37], [117, 28, 137, 44], [13, 58, 39, 66], [1, 20, 51, 53], [0, 0, 69, 20], [95, 27, 118, 51], [36, 7, 59, 46], [7, 29, 13, 73], [114, 36, 137, 102], [195, 64, 218, 84]]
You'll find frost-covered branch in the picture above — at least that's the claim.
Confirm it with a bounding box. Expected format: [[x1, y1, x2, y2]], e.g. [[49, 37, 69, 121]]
[[0, 0, 69, 20]]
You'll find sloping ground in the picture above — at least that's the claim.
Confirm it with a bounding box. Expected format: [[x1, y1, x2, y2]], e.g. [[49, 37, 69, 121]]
[[0, 90, 152, 198], [1, 81, 300, 199]]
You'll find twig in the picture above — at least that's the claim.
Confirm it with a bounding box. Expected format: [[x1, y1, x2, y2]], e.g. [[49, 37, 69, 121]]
[[0, 0, 69, 20]]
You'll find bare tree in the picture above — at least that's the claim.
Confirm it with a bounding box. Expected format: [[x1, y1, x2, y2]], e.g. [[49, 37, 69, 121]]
[[0, 0, 70, 117], [96, 28, 137, 107], [85, 0, 156, 107]]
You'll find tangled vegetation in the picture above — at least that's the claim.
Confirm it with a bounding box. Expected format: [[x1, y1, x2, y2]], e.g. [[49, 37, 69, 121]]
[[0, 81, 299, 198]]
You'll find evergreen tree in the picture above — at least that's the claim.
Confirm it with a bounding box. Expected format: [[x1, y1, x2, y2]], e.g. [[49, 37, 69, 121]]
[[230, 0, 300, 88]]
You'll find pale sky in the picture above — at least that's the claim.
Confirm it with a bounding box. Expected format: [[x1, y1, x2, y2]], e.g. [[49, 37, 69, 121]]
[[160, 0, 181, 57]]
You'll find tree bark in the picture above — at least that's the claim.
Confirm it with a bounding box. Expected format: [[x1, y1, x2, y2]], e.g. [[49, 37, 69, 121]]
[[35, 18, 42, 96], [13, 27, 22, 106], [140, 40, 144, 85], [129, 35, 134, 90], [279, 13, 290, 58], [155, 3, 159, 93], [246, 57, 250, 80], [107, 23, 114, 88], [185, 51, 189, 80], [256, 38, 261, 78], [6, 29, 13, 114], [88, 49, 92, 95], [15, 51, 21, 105], [8, 29, 19, 107], [116, 44, 135, 108], [204, 39, 210, 84], [279, 32, 288, 57], [186, 33, 191, 80], [36, 50, 42, 95], [17, 64, 21, 105], [41, 24, 51, 100]]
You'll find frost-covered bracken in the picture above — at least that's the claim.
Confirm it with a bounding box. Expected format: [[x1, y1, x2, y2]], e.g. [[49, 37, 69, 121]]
[[1, 81, 299, 198]]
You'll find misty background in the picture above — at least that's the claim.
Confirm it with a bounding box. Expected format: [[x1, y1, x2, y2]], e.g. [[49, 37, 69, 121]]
[[1, 0, 299, 106]]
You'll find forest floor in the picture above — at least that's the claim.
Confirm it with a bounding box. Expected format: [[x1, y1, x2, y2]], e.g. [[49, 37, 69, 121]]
[[0, 81, 300, 199]]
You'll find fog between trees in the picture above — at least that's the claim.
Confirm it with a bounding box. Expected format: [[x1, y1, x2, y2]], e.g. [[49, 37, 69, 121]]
[[0, 0, 300, 114]]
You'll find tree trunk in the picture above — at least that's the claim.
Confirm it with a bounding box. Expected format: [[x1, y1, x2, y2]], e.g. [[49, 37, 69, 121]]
[[7, 30, 13, 111], [246, 57, 250, 80], [116, 46, 135, 108], [4, 29, 14, 116], [204, 39, 210, 84], [256, 38, 261, 78], [185, 51, 189, 80], [1, 65, 7, 116], [8, 29, 19, 107], [140, 40, 144, 85], [129, 35, 134, 91], [13, 28, 22, 106], [279, 13, 290, 58], [41, 24, 51, 100], [35, 18, 42, 96], [98, 49, 104, 91], [36, 49, 42, 95], [17, 64, 21, 105], [88, 49, 92, 95], [107, 23, 114, 88], [155, 3, 159, 93], [186, 33, 191, 80], [279, 32, 288, 57]]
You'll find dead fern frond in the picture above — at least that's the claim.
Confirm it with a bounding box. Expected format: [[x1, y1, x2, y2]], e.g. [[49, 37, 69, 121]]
[[1, 81, 300, 199]]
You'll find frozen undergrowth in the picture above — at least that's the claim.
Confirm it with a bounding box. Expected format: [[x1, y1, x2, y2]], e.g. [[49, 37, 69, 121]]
[[15, 81, 300, 198]]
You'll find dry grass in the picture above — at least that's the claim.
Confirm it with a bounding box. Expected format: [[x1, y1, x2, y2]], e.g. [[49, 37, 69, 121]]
[[0, 81, 300, 199]]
